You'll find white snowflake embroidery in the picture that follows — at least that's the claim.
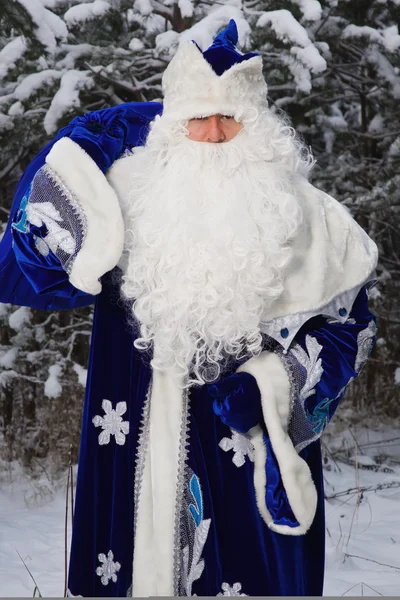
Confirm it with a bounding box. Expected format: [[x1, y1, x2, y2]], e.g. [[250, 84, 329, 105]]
[[33, 234, 50, 257], [26, 202, 75, 255], [219, 429, 255, 468], [96, 550, 121, 585], [92, 400, 129, 446], [355, 320, 376, 372], [217, 582, 247, 596], [291, 334, 323, 400], [66, 590, 82, 598]]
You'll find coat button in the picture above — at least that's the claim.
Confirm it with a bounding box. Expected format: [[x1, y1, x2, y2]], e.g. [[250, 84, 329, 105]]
[[339, 307, 347, 317], [280, 327, 289, 338]]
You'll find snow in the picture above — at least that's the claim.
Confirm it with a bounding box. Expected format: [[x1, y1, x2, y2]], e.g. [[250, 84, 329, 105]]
[[73, 362, 87, 387], [178, 0, 194, 19], [0, 471, 71, 597], [368, 49, 400, 99], [0, 113, 13, 132], [44, 69, 93, 134], [395, 367, 400, 385], [0, 347, 19, 370], [44, 364, 63, 398], [382, 25, 400, 53], [292, 0, 322, 22], [368, 113, 384, 133], [9, 306, 32, 331], [8, 101, 24, 116], [13, 69, 61, 102], [64, 1, 111, 26], [389, 136, 400, 158], [257, 9, 311, 47], [256, 9, 326, 91], [0, 37, 27, 80], [180, 6, 252, 50], [40, 0, 77, 6], [0, 303, 10, 317], [1, 425, 400, 596], [17, 0, 67, 53], [155, 30, 180, 57], [57, 43, 95, 69], [129, 37, 145, 52], [134, 0, 153, 16], [342, 24, 400, 53], [291, 44, 327, 73]]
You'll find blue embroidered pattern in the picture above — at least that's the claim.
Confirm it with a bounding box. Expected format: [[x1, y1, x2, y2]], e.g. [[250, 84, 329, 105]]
[[189, 473, 204, 527], [182, 472, 211, 596], [306, 397, 338, 434], [12, 185, 31, 234]]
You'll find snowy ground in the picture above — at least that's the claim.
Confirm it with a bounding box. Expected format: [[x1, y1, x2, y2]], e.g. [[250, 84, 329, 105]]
[[1, 424, 400, 597]]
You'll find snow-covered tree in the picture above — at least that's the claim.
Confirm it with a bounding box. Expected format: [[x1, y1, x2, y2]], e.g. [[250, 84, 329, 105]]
[[0, 0, 399, 469]]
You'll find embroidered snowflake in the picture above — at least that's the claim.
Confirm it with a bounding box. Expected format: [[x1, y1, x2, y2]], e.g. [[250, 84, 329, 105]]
[[96, 550, 121, 585], [92, 400, 129, 445], [291, 334, 323, 400], [66, 590, 82, 598], [219, 429, 255, 468], [217, 582, 247, 596]]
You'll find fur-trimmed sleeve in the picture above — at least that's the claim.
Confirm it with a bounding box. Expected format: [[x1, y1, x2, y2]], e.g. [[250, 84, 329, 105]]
[[237, 284, 377, 535]]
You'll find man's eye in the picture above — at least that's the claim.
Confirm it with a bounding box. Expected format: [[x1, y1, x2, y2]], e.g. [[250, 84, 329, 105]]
[[222, 115, 234, 120]]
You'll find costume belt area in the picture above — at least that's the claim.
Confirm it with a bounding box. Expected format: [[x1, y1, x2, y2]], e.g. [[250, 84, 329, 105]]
[[1, 20, 378, 598]]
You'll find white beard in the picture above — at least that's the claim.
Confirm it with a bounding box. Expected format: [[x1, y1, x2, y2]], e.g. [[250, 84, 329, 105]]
[[119, 113, 307, 386]]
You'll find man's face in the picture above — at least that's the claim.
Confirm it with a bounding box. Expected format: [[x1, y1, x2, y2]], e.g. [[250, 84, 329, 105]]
[[186, 114, 243, 143]]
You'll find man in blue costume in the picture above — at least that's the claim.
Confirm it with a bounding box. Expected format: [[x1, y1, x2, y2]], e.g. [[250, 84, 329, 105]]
[[1, 21, 378, 597]]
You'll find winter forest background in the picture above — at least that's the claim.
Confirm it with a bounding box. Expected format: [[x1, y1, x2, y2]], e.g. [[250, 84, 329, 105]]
[[0, 0, 400, 596]]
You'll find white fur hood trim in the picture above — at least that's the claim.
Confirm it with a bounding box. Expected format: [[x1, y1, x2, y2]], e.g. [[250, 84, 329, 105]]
[[46, 137, 124, 295], [262, 175, 378, 323], [237, 352, 318, 535]]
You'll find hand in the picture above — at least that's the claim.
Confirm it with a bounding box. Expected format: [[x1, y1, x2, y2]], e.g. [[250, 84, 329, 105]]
[[69, 111, 129, 173], [208, 372, 262, 434]]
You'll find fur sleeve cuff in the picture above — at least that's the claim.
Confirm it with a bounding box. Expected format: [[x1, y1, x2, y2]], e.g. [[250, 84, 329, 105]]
[[237, 352, 317, 535], [46, 137, 124, 295]]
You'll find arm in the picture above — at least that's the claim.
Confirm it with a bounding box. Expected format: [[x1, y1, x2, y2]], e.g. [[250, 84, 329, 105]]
[[210, 284, 376, 534], [0, 103, 162, 309]]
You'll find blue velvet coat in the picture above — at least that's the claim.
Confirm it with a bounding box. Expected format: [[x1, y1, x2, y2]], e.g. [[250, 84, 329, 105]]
[[0, 102, 377, 597]]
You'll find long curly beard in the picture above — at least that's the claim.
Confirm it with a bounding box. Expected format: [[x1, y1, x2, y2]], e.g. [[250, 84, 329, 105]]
[[119, 112, 308, 386]]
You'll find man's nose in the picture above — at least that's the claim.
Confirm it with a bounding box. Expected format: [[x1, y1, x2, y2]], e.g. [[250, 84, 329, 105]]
[[207, 116, 226, 143]]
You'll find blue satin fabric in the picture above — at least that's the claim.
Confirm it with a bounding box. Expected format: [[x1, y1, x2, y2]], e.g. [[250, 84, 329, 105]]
[[68, 271, 152, 597], [201, 20, 259, 76], [296, 285, 376, 431], [208, 372, 262, 433], [189, 380, 325, 596], [0, 102, 162, 310]]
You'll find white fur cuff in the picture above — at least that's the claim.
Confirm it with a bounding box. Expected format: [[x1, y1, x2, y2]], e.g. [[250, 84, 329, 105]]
[[237, 352, 317, 535], [46, 137, 124, 295]]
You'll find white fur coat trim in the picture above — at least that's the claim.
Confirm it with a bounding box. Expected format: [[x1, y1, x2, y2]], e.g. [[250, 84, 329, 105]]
[[237, 352, 318, 535], [45, 137, 124, 295], [132, 365, 184, 596]]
